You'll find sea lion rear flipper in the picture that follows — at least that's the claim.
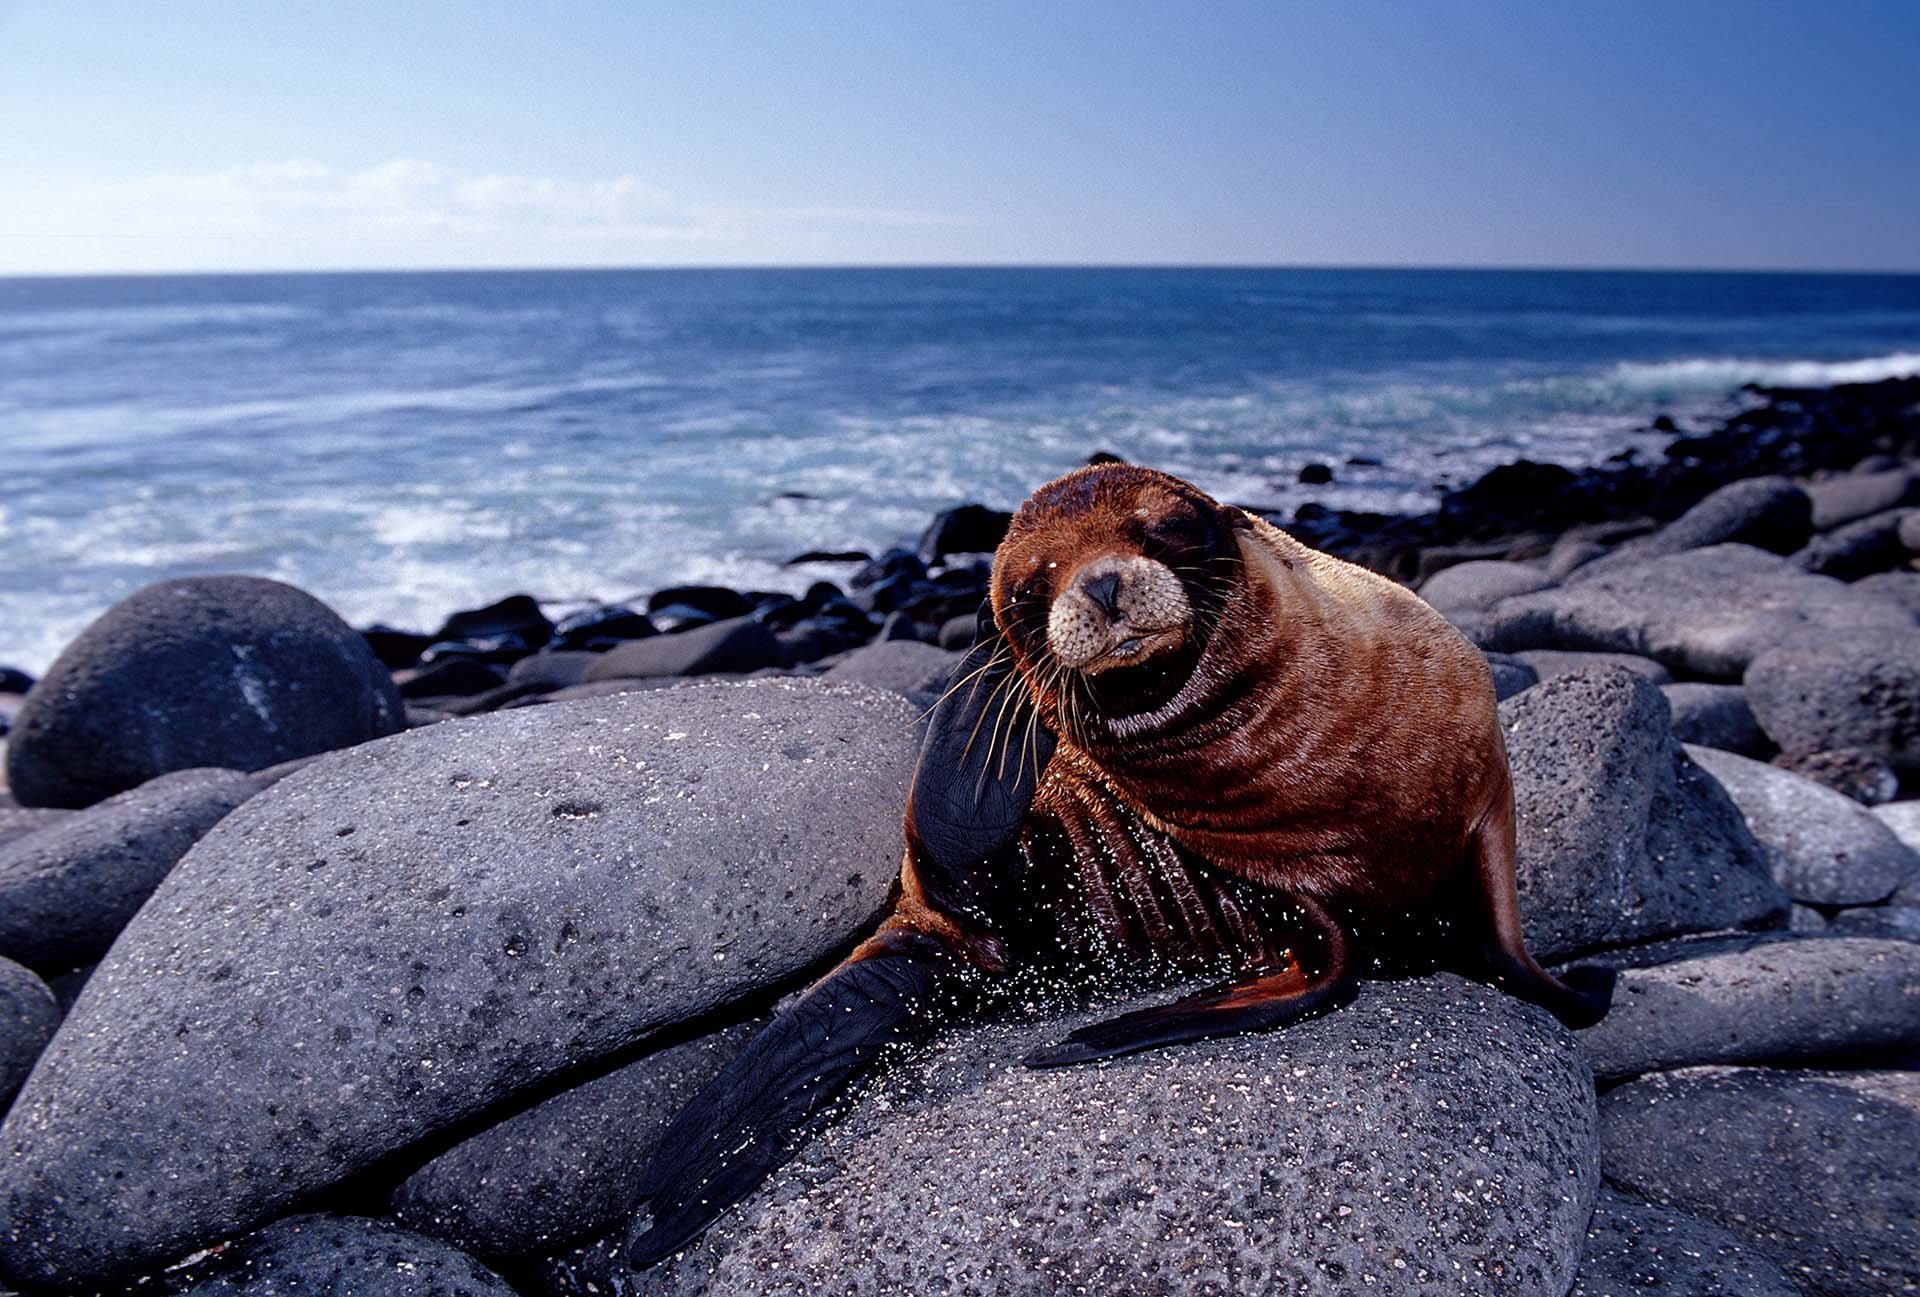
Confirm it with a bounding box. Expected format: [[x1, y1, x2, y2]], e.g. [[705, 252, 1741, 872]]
[[906, 613, 1054, 924], [1023, 894, 1356, 1068], [626, 926, 969, 1268]]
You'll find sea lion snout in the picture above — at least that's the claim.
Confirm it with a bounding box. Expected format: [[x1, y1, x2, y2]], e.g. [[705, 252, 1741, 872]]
[[1047, 553, 1192, 671]]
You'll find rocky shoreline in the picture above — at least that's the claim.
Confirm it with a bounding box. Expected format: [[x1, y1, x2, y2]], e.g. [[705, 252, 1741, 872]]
[[1, 377, 1918, 1296]]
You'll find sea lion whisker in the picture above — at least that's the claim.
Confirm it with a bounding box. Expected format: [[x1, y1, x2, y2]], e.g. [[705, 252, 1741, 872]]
[[919, 643, 1011, 728]]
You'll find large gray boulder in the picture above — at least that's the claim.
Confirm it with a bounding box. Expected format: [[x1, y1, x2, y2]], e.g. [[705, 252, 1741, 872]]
[[1805, 466, 1919, 530], [392, 1018, 762, 1262], [1851, 569, 1920, 620], [1416, 560, 1557, 614], [1601, 1067, 1920, 1297], [0, 955, 57, 1105], [0, 679, 915, 1290], [1875, 800, 1920, 854], [1796, 506, 1919, 579], [1568, 1186, 1803, 1297], [0, 806, 73, 850], [1574, 935, 1920, 1078], [0, 767, 262, 972], [1512, 649, 1670, 685], [1481, 545, 1916, 679], [167, 1214, 520, 1297], [1573, 476, 1812, 579], [613, 976, 1599, 1297], [1743, 628, 1920, 773], [5, 576, 405, 808], [819, 640, 962, 710], [584, 618, 788, 682], [1686, 746, 1919, 906], [1502, 669, 1786, 960]]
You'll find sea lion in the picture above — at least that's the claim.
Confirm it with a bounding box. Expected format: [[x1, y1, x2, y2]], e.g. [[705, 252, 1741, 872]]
[[626, 464, 1615, 1265]]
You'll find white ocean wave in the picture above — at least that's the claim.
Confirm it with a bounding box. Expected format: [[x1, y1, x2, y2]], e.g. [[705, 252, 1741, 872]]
[[1608, 351, 1920, 396]]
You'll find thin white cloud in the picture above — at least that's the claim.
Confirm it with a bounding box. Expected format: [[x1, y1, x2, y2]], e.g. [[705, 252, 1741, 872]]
[[0, 159, 973, 271]]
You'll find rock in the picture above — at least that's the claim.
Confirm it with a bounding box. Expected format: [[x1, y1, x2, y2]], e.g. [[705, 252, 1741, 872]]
[[433, 594, 553, 658], [1568, 1186, 1803, 1297], [1805, 465, 1919, 530], [1661, 683, 1770, 756], [1483, 652, 1539, 702], [1744, 628, 1920, 773], [1686, 745, 1918, 906], [938, 614, 980, 651], [1545, 537, 1610, 581], [850, 547, 927, 591], [5, 577, 405, 809], [507, 651, 600, 691], [1502, 670, 1785, 961], [362, 624, 436, 670], [1481, 545, 1916, 679], [876, 610, 931, 643], [1874, 800, 1920, 853], [1600, 1067, 1920, 1297], [621, 976, 1598, 1297], [917, 504, 1012, 564], [1513, 649, 1671, 685], [1851, 569, 1920, 620], [1831, 905, 1920, 942], [820, 641, 962, 710], [392, 1019, 761, 1261], [1796, 506, 1919, 579], [165, 1214, 520, 1297], [0, 956, 58, 1105], [1574, 935, 1920, 1078], [1416, 561, 1556, 614], [1297, 461, 1334, 485], [1773, 747, 1900, 805], [398, 658, 508, 700], [0, 806, 72, 851], [552, 604, 656, 651], [584, 617, 789, 682], [1575, 477, 1813, 577], [0, 767, 262, 972], [646, 586, 754, 622], [0, 680, 913, 1289]]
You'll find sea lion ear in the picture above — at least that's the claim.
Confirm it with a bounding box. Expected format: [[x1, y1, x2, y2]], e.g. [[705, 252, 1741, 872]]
[[906, 604, 1053, 892]]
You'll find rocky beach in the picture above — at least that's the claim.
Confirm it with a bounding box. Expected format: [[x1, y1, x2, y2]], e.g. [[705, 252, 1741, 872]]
[[2, 374, 1919, 1296]]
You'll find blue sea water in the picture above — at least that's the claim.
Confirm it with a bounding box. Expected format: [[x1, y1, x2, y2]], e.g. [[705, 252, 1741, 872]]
[[4, 266, 1920, 673]]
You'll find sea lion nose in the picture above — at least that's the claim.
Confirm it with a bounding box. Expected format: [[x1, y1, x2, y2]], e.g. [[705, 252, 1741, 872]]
[[1080, 570, 1123, 619]]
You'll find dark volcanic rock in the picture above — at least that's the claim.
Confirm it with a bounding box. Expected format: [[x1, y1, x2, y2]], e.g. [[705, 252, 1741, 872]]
[[0, 680, 913, 1289], [618, 977, 1599, 1297], [1568, 1186, 1803, 1297], [645, 586, 754, 623], [1501, 670, 1785, 961], [1851, 569, 1920, 619], [507, 651, 600, 691], [820, 640, 962, 710], [1574, 935, 1920, 1079], [5, 576, 405, 809], [1686, 745, 1917, 905], [167, 1214, 520, 1297], [0, 767, 262, 972], [392, 1019, 761, 1261], [1795, 506, 1918, 579], [1481, 545, 1916, 679], [1483, 652, 1539, 702], [1574, 476, 1813, 577], [433, 594, 553, 658], [1661, 682, 1770, 756], [1601, 1067, 1920, 1297], [1512, 649, 1671, 685], [1297, 460, 1334, 485], [1416, 560, 1556, 614], [362, 624, 436, 670], [584, 617, 789, 682], [1773, 746, 1900, 805], [0, 806, 73, 851], [398, 658, 508, 700], [552, 604, 656, 651], [917, 504, 1012, 563], [0, 956, 57, 1105], [1744, 628, 1920, 773]]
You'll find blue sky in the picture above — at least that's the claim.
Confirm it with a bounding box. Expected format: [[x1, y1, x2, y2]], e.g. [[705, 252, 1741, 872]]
[[2, 1, 1916, 274]]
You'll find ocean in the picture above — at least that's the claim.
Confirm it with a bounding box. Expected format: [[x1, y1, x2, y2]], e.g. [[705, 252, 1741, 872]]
[[4, 266, 1920, 674]]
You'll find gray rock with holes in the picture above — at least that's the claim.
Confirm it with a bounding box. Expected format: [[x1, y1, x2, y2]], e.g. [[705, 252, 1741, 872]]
[[1567, 1187, 1803, 1297], [0, 679, 914, 1290], [167, 1214, 519, 1297]]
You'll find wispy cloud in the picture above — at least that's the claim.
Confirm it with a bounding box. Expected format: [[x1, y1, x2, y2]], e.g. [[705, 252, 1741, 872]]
[[0, 159, 973, 271]]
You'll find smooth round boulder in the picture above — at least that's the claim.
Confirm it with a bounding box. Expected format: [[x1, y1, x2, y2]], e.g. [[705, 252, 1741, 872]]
[[167, 1214, 519, 1297], [1744, 628, 1920, 774], [1573, 476, 1812, 578], [1416, 560, 1557, 614], [1513, 649, 1671, 685], [0, 679, 914, 1290], [5, 576, 405, 808], [1686, 745, 1919, 905], [584, 617, 788, 682], [1601, 1067, 1920, 1297], [619, 976, 1599, 1297], [0, 767, 263, 972], [1661, 682, 1770, 756], [820, 640, 962, 710], [1569, 1187, 1803, 1297], [0, 955, 58, 1105]]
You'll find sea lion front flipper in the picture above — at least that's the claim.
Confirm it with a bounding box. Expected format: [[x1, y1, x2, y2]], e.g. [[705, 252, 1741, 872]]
[[1022, 894, 1356, 1068], [905, 614, 1055, 927], [626, 926, 970, 1268]]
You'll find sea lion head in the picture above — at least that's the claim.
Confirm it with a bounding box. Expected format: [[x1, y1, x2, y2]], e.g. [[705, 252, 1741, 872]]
[[992, 465, 1248, 725]]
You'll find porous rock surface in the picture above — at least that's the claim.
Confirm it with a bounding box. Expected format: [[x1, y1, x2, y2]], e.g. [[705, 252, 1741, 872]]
[[1481, 545, 1915, 679], [606, 976, 1598, 1297], [392, 1018, 762, 1262], [5, 575, 405, 808], [0, 766, 262, 971], [1501, 668, 1785, 960], [1685, 745, 1918, 906], [1567, 1186, 1803, 1297], [1574, 934, 1920, 1078], [0, 954, 58, 1104], [0, 679, 915, 1289], [1743, 628, 1920, 773], [1601, 1067, 1920, 1297], [166, 1214, 520, 1297]]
